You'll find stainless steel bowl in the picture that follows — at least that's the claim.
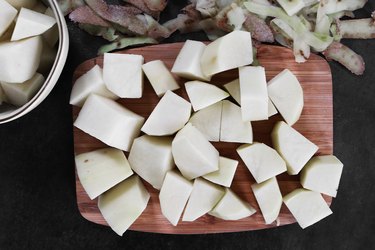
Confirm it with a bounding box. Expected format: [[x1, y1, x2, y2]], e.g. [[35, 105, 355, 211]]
[[0, 0, 69, 124]]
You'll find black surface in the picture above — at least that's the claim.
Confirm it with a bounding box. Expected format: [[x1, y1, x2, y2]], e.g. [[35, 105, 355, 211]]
[[1, 1, 375, 249]]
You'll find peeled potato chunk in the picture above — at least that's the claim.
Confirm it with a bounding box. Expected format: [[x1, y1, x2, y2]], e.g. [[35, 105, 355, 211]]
[[271, 121, 318, 175], [103, 53, 144, 98], [1, 72, 44, 106], [98, 175, 150, 236], [239, 66, 268, 122], [268, 69, 304, 126], [141, 90, 191, 136], [11, 7, 56, 41], [223, 79, 241, 105], [70, 65, 117, 107], [283, 188, 332, 229], [203, 156, 238, 188], [201, 30, 253, 77], [189, 101, 222, 142], [142, 60, 180, 97], [128, 135, 174, 190], [224, 78, 278, 117], [183, 178, 224, 222], [172, 40, 210, 81], [172, 123, 219, 180], [237, 142, 287, 183], [74, 94, 144, 152], [209, 188, 256, 220], [75, 148, 133, 199], [252, 177, 282, 224], [0, 36, 43, 83], [159, 171, 193, 226], [301, 155, 344, 197], [221, 100, 253, 144], [0, 0, 17, 37], [185, 81, 229, 112]]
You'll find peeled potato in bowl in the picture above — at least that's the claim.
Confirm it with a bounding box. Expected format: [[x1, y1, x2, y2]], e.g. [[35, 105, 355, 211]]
[[0, 0, 69, 124]]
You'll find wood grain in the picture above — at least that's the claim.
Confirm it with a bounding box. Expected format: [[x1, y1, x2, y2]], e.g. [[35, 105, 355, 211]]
[[73, 43, 333, 234]]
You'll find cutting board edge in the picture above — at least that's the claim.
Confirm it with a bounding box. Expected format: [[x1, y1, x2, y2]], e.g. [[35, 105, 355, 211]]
[[74, 174, 334, 234], [75, 201, 297, 235]]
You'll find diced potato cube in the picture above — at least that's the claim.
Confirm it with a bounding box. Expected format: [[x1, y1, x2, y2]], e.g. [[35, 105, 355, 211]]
[[183, 178, 224, 222], [128, 135, 174, 190], [301, 155, 344, 197], [239, 66, 268, 121], [98, 175, 150, 236], [70, 65, 117, 107], [103, 53, 144, 98], [252, 177, 282, 224], [271, 121, 318, 175], [237, 142, 287, 183], [142, 60, 180, 97], [283, 189, 332, 229], [224, 79, 278, 117], [189, 101, 222, 142], [0, 0, 17, 37], [11, 8, 56, 41], [209, 188, 256, 220], [75, 148, 133, 199], [223, 79, 241, 105], [171, 40, 210, 81], [201, 30, 253, 77], [221, 100, 253, 144], [203, 156, 238, 188], [141, 91, 191, 136], [185, 81, 229, 112], [268, 69, 304, 126], [1, 72, 44, 106], [74, 94, 144, 152], [159, 171, 193, 226], [172, 123, 219, 180], [0, 36, 43, 83]]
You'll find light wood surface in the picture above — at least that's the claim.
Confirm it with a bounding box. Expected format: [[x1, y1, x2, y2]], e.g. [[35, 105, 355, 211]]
[[73, 43, 333, 234]]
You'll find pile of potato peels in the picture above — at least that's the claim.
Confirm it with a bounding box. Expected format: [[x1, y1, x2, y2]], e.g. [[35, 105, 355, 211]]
[[61, 0, 375, 75]]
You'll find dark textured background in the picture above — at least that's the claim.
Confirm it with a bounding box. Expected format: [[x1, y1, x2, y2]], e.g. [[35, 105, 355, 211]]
[[0, 1, 375, 249]]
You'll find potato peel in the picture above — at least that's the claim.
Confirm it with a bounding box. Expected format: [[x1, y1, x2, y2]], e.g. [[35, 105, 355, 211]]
[[69, 5, 110, 27], [323, 42, 365, 75], [57, 0, 375, 74], [338, 18, 375, 39], [122, 0, 161, 19], [84, 0, 147, 35]]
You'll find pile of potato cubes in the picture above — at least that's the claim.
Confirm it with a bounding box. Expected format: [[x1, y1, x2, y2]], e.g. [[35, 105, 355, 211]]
[[0, 0, 58, 107], [71, 30, 344, 236]]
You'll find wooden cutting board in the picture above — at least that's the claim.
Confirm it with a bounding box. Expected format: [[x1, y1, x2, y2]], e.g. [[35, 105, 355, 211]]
[[73, 43, 333, 234]]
